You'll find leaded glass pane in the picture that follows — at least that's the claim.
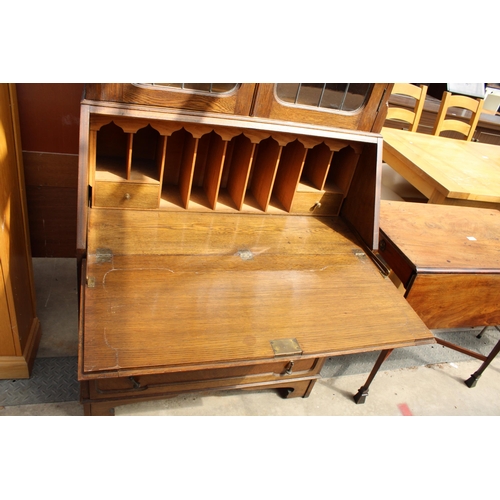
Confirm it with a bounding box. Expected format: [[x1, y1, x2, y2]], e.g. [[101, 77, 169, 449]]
[[276, 83, 372, 112], [141, 83, 238, 94]]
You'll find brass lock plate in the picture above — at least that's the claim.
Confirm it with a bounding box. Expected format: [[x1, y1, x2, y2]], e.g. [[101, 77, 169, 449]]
[[270, 338, 302, 357]]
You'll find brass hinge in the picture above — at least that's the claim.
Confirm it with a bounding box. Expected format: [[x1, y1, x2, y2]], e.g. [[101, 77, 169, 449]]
[[96, 248, 113, 263]]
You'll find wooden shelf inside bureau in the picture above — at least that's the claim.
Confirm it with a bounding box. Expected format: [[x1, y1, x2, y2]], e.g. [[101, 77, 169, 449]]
[[95, 157, 160, 184]]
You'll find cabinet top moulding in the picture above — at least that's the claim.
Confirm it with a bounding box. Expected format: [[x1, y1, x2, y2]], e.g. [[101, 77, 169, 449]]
[[81, 101, 382, 145]]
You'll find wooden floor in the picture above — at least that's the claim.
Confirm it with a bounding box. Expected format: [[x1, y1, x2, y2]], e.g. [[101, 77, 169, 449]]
[[81, 210, 433, 379]]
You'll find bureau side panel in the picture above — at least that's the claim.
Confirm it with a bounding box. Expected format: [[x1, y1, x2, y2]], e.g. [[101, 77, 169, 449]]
[[340, 140, 381, 250]]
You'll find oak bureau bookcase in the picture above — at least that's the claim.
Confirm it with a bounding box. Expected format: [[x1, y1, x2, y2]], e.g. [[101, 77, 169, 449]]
[[77, 84, 434, 415]]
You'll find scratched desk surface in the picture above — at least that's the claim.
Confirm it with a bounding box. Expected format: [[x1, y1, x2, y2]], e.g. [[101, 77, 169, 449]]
[[81, 210, 433, 377]]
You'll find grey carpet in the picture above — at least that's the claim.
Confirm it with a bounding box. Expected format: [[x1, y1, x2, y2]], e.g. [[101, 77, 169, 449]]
[[0, 357, 79, 406]]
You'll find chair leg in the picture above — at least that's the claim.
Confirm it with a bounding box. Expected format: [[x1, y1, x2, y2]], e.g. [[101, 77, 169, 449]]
[[354, 349, 393, 404], [465, 332, 500, 388]]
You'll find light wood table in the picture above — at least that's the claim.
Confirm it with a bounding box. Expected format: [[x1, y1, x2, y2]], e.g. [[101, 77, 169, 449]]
[[382, 127, 500, 209]]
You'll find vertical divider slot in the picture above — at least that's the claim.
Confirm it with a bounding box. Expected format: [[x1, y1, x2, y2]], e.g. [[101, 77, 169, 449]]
[[248, 137, 282, 212], [160, 128, 197, 210], [95, 122, 128, 181], [188, 132, 214, 210], [326, 144, 362, 199], [126, 133, 133, 180], [156, 135, 167, 205], [203, 132, 228, 210], [161, 128, 186, 208], [272, 139, 308, 212], [157, 135, 167, 181], [130, 124, 162, 183], [179, 131, 199, 210], [223, 134, 255, 211], [301, 142, 334, 191]]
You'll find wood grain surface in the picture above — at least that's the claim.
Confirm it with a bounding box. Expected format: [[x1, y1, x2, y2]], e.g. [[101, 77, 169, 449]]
[[380, 200, 500, 272], [382, 127, 500, 206], [82, 210, 433, 377], [406, 274, 500, 329]]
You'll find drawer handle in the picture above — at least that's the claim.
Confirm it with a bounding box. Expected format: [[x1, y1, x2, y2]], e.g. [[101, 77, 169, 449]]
[[284, 361, 294, 375], [124, 193, 131, 200], [129, 376, 142, 389], [95, 376, 148, 395]]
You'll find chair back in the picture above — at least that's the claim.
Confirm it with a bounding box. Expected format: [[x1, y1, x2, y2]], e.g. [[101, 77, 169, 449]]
[[432, 91, 484, 141], [386, 83, 428, 132]]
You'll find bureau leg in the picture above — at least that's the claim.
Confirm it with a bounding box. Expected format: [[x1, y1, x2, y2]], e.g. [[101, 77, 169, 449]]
[[465, 334, 500, 388], [282, 379, 317, 399], [354, 349, 393, 404], [83, 402, 116, 416]]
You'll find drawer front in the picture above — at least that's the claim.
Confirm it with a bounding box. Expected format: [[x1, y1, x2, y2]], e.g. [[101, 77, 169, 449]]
[[88, 357, 322, 400], [291, 191, 343, 215], [94, 181, 160, 209]]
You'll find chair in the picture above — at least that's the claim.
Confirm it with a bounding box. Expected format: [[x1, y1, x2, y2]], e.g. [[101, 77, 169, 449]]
[[386, 83, 428, 132], [432, 91, 484, 141]]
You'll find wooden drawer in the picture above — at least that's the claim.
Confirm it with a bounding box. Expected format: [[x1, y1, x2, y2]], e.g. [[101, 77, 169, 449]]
[[94, 181, 160, 209], [87, 357, 322, 400], [291, 191, 343, 215]]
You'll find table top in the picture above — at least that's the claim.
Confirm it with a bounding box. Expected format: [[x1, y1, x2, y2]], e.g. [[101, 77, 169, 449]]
[[81, 209, 434, 378], [382, 127, 500, 204], [380, 200, 500, 272]]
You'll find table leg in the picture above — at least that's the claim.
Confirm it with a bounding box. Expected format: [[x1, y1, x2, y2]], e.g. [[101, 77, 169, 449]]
[[476, 326, 489, 339], [353, 349, 393, 404], [428, 190, 447, 204], [465, 330, 500, 388]]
